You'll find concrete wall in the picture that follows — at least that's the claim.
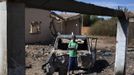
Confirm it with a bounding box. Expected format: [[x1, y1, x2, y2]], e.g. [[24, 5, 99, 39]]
[[25, 8, 53, 44], [128, 18, 134, 42], [7, 3, 25, 75], [53, 19, 65, 34], [0, 1, 7, 75], [65, 19, 81, 35]]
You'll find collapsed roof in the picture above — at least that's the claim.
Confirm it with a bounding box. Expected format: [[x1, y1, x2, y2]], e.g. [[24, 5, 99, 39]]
[[51, 12, 81, 21]]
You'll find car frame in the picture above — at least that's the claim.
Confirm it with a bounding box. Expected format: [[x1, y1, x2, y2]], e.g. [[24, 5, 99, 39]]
[[42, 35, 98, 75]]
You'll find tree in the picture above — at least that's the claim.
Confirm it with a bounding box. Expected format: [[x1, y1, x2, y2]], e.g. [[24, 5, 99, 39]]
[[83, 14, 90, 26], [83, 15, 101, 26]]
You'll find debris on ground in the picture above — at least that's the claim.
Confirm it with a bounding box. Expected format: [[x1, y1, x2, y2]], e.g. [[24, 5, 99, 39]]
[[25, 37, 134, 75]]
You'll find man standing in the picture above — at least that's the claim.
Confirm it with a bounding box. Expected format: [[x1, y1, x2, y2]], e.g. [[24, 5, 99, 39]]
[[68, 35, 78, 75]]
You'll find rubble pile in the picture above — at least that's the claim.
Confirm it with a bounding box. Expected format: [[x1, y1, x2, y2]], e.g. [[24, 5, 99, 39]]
[[25, 45, 53, 75]]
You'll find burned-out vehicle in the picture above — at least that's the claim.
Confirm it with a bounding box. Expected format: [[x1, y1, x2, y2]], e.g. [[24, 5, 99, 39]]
[[42, 35, 97, 75]]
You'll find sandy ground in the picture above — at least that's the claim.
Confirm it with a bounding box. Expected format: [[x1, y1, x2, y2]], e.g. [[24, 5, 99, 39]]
[[25, 36, 134, 75]]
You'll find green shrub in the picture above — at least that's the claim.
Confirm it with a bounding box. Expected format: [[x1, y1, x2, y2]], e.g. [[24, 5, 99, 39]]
[[90, 18, 117, 36]]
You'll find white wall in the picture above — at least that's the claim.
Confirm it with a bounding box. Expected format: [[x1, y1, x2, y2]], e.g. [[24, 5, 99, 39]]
[[0, 1, 7, 75]]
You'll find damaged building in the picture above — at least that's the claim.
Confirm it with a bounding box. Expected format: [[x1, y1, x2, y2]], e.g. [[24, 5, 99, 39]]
[[127, 11, 134, 44], [25, 8, 82, 44]]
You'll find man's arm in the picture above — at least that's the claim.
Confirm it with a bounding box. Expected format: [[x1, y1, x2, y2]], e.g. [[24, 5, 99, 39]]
[[76, 43, 78, 49], [68, 42, 71, 48]]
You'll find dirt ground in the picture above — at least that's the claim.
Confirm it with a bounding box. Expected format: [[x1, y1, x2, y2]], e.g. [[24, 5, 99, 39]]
[[25, 36, 134, 75]]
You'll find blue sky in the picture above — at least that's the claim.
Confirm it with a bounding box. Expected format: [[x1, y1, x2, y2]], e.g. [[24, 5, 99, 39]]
[[55, 0, 134, 18], [76, 0, 134, 11]]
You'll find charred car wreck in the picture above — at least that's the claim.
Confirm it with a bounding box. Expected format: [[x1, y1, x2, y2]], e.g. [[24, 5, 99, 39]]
[[42, 35, 98, 75]]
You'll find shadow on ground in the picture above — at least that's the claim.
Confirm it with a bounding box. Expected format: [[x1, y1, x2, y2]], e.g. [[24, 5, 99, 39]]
[[91, 60, 109, 73], [78, 59, 109, 74]]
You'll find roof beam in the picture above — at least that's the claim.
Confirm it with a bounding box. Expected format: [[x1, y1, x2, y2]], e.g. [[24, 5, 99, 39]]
[[26, 0, 125, 17]]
